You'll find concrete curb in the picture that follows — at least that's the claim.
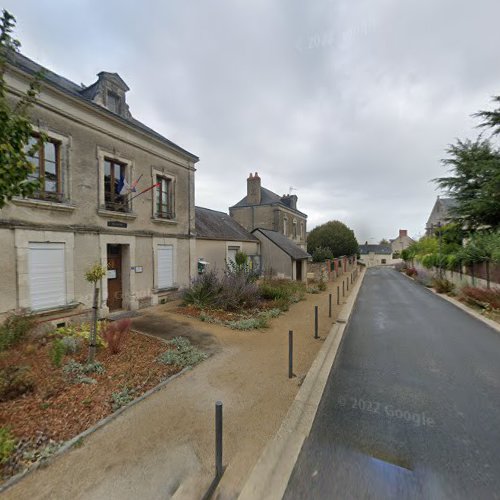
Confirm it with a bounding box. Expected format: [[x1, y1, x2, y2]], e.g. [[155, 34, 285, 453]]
[[237, 269, 366, 500], [0, 364, 193, 494], [399, 271, 500, 333]]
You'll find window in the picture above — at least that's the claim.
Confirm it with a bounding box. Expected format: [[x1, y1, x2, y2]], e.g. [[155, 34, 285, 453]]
[[227, 246, 240, 265], [26, 136, 62, 201], [300, 222, 304, 239], [157, 245, 174, 289], [293, 220, 297, 239], [104, 159, 129, 212], [107, 91, 120, 114], [156, 176, 175, 219], [283, 217, 288, 236], [28, 242, 66, 310]]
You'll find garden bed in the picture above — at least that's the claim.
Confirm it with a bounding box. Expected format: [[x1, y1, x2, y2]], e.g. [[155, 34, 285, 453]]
[[0, 322, 205, 483]]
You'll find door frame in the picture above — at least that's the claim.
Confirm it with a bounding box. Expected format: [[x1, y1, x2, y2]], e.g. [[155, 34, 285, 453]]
[[106, 244, 123, 311], [98, 235, 137, 315]]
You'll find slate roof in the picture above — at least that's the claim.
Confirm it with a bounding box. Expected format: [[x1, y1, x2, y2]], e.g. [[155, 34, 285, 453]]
[[231, 187, 307, 217], [195, 207, 258, 242], [253, 228, 310, 260], [439, 198, 457, 209], [358, 244, 392, 255], [7, 52, 198, 161]]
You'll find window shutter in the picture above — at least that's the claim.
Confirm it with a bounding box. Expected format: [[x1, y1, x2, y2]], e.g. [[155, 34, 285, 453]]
[[157, 245, 173, 288], [28, 242, 66, 310]]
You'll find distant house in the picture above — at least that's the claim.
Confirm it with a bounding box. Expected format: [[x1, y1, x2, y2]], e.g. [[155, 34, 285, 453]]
[[229, 173, 307, 250], [426, 197, 456, 235], [390, 229, 415, 255], [358, 244, 393, 267], [195, 207, 260, 275], [252, 228, 309, 281]]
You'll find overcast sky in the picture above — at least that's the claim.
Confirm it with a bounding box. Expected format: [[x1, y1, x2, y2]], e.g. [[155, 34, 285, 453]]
[[5, 0, 500, 243]]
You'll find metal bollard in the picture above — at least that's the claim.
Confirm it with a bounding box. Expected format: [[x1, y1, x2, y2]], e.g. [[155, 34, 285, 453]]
[[347, 278, 349, 291], [215, 401, 223, 478], [314, 305, 319, 339], [329, 293, 332, 318], [337, 286, 340, 305], [289, 330, 293, 378], [342, 281, 345, 296]]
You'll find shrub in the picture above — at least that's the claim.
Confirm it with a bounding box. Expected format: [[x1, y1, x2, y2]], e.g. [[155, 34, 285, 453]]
[[63, 359, 105, 384], [312, 246, 333, 262], [0, 313, 35, 351], [0, 428, 16, 464], [405, 267, 418, 277], [182, 269, 221, 308], [157, 336, 207, 367], [460, 286, 500, 310], [102, 319, 131, 354], [0, 365, 35, 401], [49, 339, 65, 368], [432, 277, 455, 294], [110, 386, 136, 411], [215, 272, 260, 311], [413, 268, 433, 287], [60, 336, 82, 354], [54, 322, 106, 348], [228, 315, 269, 330]]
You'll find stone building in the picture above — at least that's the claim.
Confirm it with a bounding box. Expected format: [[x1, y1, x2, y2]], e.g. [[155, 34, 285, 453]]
[[426, 197, 456, 235], [229, 173, 307, 250], [358, 244, 394, 267], [195, 207, 260, 276], [390, 229, 415, 255], [0, 52, 198, 321]]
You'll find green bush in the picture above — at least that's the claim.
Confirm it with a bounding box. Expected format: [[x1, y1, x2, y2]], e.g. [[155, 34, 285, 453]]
[[432, 277, 455, 294], [0, 365, 35, 401], [110, 386, 136, 411], [63, 359, 105, 384], [182, 269, 221, 308], [0, 427, 16, 464], [158, 337, 207, 367], [0, 313, 35, 351], [53, 322, 106, 348], [311, 246, 333, 262], [49, 338, 65, 368]]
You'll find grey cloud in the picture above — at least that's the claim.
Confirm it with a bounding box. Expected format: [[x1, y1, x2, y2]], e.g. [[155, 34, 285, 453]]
[[5, 0, 500, 243]]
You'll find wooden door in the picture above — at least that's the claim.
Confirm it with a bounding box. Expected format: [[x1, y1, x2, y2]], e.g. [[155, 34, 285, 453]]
[[107, 244, 123, 310]]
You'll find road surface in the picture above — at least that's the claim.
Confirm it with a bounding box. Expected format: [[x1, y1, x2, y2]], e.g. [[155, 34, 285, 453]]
[[284, 267, 500, 500]]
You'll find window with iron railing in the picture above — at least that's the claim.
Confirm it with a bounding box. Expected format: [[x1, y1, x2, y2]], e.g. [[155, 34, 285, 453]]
[[104, 159, 130, 212]]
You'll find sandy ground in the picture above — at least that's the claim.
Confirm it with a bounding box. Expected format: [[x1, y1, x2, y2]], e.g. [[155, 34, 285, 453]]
[[4, 270, 358, 500]]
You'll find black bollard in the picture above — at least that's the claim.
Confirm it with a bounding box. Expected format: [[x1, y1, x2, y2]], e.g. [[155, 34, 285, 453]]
[[215, 401, 223, 478], [329, 293, 332, 318], [314, 306, 319, 339], [289, 330, 293, 378]]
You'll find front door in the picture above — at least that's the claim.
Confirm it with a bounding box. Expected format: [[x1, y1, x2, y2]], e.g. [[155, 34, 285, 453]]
[[107, 244, 123, 311], [296, 260, 302, 281]]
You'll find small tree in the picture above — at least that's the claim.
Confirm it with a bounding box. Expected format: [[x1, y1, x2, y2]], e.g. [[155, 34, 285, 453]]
[[0, 10, 45, 207], [84, 263, 107, 364], [307, 220, 359, 258]]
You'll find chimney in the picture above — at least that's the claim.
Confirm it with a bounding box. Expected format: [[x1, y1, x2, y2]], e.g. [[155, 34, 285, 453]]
[[247, 172, 261, 205], [399, 229, 407, 238]]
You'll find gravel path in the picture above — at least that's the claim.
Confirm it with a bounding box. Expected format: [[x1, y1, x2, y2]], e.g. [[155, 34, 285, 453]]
[[3, 270, 358, 500]]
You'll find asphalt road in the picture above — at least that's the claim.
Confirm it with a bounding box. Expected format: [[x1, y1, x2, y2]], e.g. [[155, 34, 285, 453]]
[[284, 267, 500, 500]]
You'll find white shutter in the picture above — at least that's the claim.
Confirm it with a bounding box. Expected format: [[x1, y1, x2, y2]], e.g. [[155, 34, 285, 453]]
[[157, 245, 173, 289], [28, 242, 66, 310]]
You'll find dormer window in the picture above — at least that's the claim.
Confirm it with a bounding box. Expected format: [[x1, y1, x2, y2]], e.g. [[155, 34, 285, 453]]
[[107, 91, 120, 114]]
